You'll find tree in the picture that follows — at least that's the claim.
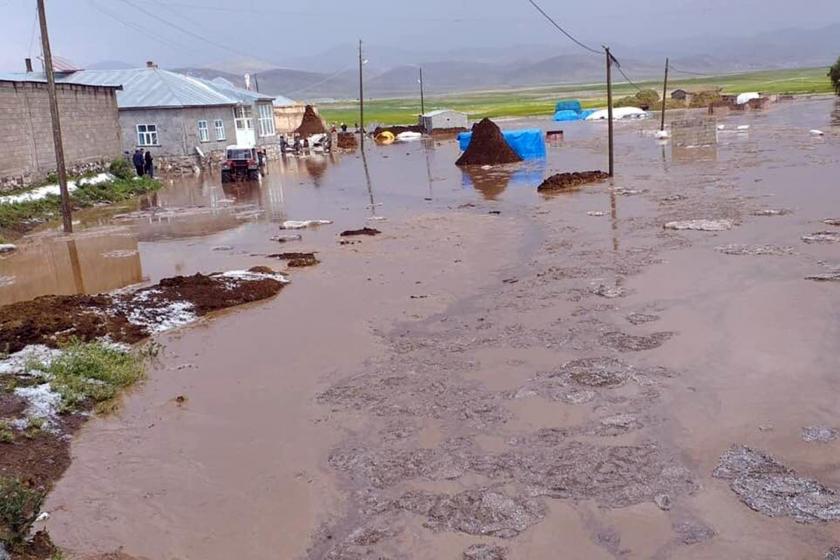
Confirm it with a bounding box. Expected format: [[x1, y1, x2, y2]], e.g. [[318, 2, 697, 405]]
[[829, 56, 840, 96]]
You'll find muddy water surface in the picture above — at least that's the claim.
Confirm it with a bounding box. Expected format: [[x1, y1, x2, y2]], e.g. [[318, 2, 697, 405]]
[[21, 98, 840, 558]]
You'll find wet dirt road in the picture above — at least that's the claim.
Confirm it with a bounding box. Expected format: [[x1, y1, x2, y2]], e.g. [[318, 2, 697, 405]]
[[22, 98, 840, 558]]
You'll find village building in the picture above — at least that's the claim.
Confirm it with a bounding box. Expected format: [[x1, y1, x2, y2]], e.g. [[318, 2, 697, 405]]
[[420, 109, 468, 132], [670, 89, 695, 104], [0, 70, 122, 190], [272, 94, 311, 134], [53, 63, 281, 172]]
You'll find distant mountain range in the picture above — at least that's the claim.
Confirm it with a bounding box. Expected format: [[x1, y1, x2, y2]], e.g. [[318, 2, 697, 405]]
[[104, 23, 840, 100]]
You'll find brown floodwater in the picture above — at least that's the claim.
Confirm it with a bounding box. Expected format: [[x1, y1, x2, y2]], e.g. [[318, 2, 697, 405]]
[[15, 97, 840, 558]]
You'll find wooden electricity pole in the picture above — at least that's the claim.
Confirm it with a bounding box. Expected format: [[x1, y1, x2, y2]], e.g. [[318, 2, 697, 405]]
[[605, 46, 614, 177], [660, 58, 669, 132], [37, 0, 72, 233], [358, 39, 365, 146], [419, 67, 425, 116]]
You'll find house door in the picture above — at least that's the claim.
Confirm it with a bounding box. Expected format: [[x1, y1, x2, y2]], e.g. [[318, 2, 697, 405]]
[[234, 106, 255, 147]]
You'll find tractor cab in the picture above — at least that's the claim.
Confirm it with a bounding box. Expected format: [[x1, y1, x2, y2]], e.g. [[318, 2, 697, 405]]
[[221, 145, 260, 182]]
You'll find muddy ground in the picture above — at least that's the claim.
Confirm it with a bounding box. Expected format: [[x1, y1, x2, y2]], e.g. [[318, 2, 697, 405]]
[[4, 97, 840, 559]]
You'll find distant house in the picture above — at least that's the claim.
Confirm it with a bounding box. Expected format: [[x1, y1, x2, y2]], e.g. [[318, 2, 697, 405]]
[[420, 109, 468, 132], [0, 70, 122, 190], [670, 89, 695, 103], [49, 63, 281, 172], [272, 94, 311, 134]]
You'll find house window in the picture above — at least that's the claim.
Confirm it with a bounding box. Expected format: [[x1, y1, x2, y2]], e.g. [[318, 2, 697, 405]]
[[197, 120, 209, 142], [214, 119, 226, 141], [257, 104, 275, 137], [136, 124, 158, 146], [234, 106, 253, 130]]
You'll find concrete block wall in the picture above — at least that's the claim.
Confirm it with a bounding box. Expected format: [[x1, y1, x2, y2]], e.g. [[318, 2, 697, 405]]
[[671, 116, 718, 147], [0, 81, 121, 191]]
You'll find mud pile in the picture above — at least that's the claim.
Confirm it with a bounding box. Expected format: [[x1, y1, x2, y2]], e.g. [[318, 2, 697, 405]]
[[336, 132, 358, 149], [295, 105, 327, 136], [456, 119, 522, 167], [537, 171, 610, 192], [267, 252, 319, 267], [0, 269, 286, 352], [341, 227, 381, 237]]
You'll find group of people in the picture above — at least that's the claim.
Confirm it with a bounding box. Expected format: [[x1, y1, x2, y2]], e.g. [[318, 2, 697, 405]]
[[131, 148, 154, 178]]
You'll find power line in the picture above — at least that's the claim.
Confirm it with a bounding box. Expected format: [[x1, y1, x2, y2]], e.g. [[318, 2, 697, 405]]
[[615, 65, 643, 91], [88, 0, 203, 54], [525, 0, 602, 55]]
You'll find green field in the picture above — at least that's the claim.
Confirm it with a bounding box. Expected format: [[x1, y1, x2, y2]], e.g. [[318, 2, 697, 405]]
[[319, 67, 833, 126]]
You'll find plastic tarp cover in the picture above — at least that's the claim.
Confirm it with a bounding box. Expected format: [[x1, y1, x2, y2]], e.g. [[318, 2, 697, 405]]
[[736, 92, 760, 105], [553, 110, 582, 122], [555, 99, 582, 113], [457, 129, 546, 159]]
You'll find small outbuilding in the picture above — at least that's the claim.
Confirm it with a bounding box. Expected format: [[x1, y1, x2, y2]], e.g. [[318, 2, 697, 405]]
[[671, 89, 695, 103], [420, 109, 468, 132]]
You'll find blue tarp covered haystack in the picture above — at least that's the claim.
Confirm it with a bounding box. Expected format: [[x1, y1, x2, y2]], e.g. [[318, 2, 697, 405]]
[[458, 129, 546, 160], [552, 99, 595, 122]]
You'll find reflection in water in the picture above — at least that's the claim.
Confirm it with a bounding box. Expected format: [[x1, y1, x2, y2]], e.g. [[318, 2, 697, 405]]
[[461, 159, 547, 201], [671, 145, 719, 164], [832, 100, 840, 128], [360, 144, 378, 217], [423, 139, 435, 200], [0, 231, 143, 306]]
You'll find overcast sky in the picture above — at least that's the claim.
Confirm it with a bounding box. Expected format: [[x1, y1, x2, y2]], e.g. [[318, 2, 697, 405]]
[[2, 0, 839, 71]]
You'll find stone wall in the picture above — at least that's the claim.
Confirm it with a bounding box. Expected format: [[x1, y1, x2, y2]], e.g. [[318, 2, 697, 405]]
[[0, 81, 121, 191], [671, 116, 718, 147]]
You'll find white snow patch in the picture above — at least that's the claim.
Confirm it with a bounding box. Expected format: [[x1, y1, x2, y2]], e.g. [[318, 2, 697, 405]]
[[127, 301, 197, 333], [14, 383, 62, 425], [0, 243, 17, 254], [0, 173, 114, 205], [664, 219, 734, 232], [810, 129, 825, 136], [217, 270, 289, 283], [0, 275, 15, 287], [102, 249, 138, 258], [0, 345, 62, 376], [280, 220, 333, 229]]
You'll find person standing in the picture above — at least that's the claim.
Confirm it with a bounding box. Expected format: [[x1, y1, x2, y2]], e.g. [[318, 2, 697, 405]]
[[144, 150, 154, 178], [132, 149, 145, 176]]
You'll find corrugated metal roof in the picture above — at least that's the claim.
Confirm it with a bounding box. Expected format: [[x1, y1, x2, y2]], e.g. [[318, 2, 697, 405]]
[[0, 71, 121, 88], [63, 68, 238, 109], [0, 67, 299, 110]]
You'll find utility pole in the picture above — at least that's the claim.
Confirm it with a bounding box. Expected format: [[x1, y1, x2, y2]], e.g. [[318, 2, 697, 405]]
[[358, 39, 365, 146], [660, 58, 669, 132], [605, 46, 614, 177], [419, 67, 425, 116], [37, 0, 72, 233]]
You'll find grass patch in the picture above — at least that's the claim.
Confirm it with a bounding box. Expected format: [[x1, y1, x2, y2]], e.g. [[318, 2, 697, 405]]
[[0, 476, 45, 549], [319, 66, 832, 126], [28, 340, 146, 414], [0, 420, 13, 444], [0, 174, 161, 236]]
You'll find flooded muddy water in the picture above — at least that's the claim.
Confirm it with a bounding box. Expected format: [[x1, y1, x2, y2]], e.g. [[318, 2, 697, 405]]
[[13, 97, 840, 558]]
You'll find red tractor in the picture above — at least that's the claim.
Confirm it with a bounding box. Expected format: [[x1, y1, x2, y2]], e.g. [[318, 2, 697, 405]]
[[221, 146, 260, 183]]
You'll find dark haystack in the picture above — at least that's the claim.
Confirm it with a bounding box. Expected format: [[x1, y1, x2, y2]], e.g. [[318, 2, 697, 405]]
[[456, 118, 522, 167], [336, 132, 358, 149], [340, 227, 381, 237], [295, 105, 327, 136], [537, 171, 610, 192]]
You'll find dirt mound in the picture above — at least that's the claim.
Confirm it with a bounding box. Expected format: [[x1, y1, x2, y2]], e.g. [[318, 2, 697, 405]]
[[295, 105, 327, 136], [268, 252, 320, 267], [456, 119, 522, 167], [341, 227, 381, 237], [336, 132, 357, 149], [537, 171, 610, 192], [0, 272, 286, 353], [0, 295, 146, 354]]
